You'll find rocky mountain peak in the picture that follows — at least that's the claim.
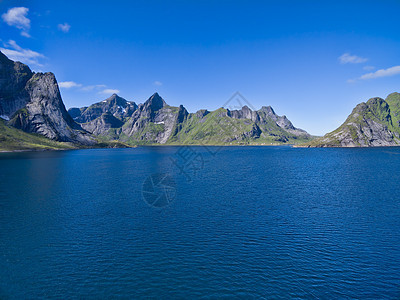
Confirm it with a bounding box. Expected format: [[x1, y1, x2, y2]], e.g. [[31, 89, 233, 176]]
[[195, 109, 209, 118], [366, 97, 386, 106], [144, 92, 166, 111], [0, 50, 33, 118], [69, 94, 137, 123], [241, 105, 252, 112], [386, 92, 400, 102], [105, 93, 126, 105], [259, 106, 275, 115], [8, 71, 94, 144], [304, 93, 400, 147]]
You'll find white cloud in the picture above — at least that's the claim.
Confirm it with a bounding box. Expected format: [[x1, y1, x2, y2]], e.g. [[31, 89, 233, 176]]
[[80, 84, 106, 91], [363, 65, 375, 71], [2, 7, 31, 37], [59, 81, 82, 88], [58, 82, 110, 92], [339, 53, 368, 64], [20, 31, 31, 38], [0, 40, 44, 67], [100, 89, 120, 95], [153, 81, 163, 86], [360, 66, 400, 80], [58, 23, 71, 33]]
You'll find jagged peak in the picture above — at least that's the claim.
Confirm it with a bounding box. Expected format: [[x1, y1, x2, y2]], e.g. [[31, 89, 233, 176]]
[[363, 97, 389, 111], [195, 109, 209, 118], [100, 93, 138, 108], [366, 97, 385, 103], [259, 105, 276, 115], [241, 105, 252, 112], [33, 72, 55, 77], [0, 50, 13, 65], [144, 92, 167, 110], [104, 93, 125, 103]]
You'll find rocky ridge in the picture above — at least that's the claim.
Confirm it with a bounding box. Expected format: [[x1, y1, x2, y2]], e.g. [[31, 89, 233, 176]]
[[302, 93, 400, 147], [70, 92, 312, 145]]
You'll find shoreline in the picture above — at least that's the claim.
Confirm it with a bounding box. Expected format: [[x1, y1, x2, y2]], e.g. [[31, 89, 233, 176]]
[[2, 143, 400, 153]]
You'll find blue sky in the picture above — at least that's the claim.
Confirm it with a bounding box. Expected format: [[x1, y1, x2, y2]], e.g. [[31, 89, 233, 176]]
[[1, 0, 400, 135]]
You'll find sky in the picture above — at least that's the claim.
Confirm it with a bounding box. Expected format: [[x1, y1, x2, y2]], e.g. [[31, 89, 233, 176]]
[[1, 0, 400, 135]]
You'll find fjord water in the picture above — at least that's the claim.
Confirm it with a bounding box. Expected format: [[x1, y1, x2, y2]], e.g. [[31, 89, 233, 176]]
[[0, 147, 399, 298]]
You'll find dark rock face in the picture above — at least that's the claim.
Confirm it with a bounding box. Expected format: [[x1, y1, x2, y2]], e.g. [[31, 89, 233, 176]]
[[0, 51, 94, 145], [229, 106, 258, 122], [229, 105, 309, 137], [121, 93, 189, 143], [68, 107, 87, 119], [0, 51, 32, 119], [9, 73, 94, 144], [81, 112, 124, 136], [69, 94, 137, 123], [195, 109, 209, 119]]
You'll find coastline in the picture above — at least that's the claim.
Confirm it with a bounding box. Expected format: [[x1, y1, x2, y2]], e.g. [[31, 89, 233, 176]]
[[3, 143, 400, 153]]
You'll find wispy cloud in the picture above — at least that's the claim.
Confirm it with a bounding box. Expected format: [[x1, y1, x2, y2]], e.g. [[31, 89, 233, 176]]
[[59, 81, 108, 91], [360, 66, 400, 80], [80, 84, 106, 91], [153, 81, 163, 86], [2, 7, 31, 37], [58, 23, 71, 33], [100, 89, 120, 95], [0, 40, 45, 67], [20, 31, 31, 38], [59, 81, 82, 88], [338, 53, 368, 64], [363, 65, 375, 71]]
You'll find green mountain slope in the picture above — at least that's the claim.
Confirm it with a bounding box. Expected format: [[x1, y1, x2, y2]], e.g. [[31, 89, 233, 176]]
[[72, 93, 313, 146], [0, 118, 76, 151], [300, 92, 400, 147]]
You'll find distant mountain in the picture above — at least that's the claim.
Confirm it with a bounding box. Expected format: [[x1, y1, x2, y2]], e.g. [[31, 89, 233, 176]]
[[302, 93, 400, 147], [120, 93, 189, 144], [71, 92, 312, 145], [0, 51, 94, 145], [68, 93, 137, 123]]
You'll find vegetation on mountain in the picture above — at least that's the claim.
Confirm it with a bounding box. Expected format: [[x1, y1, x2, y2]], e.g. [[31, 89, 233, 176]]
[[301, 93, 400, 147]]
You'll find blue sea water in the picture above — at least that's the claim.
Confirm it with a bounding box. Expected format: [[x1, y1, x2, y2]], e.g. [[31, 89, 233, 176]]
[[0, 146, 399, 299]]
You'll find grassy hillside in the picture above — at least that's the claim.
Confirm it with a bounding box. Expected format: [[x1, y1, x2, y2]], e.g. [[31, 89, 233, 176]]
[[166, 108, 311, 145], [0, 118, 77, 151], [299, 93, 400, 147]]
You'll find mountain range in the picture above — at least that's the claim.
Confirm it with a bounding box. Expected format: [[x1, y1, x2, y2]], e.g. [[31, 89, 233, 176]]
[[2, 50, 400, 150], [0, 51, 312, 150], [67, 92, 311, 145]]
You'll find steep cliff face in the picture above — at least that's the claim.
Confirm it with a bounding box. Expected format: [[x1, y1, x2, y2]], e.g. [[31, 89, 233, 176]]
[[168, 105, 310, 145], [81, 112, 124, 136], [0, 51, 32, 119], [121, 93, 189, 144], [303, 94, 400, 147], [8, 73, 94, 144], [0, 51, 95, 145], [230, 105, 309, 140]]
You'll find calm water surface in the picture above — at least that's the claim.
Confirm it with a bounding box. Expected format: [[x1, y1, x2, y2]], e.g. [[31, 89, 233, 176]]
[[0, 146, 399, 298]]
